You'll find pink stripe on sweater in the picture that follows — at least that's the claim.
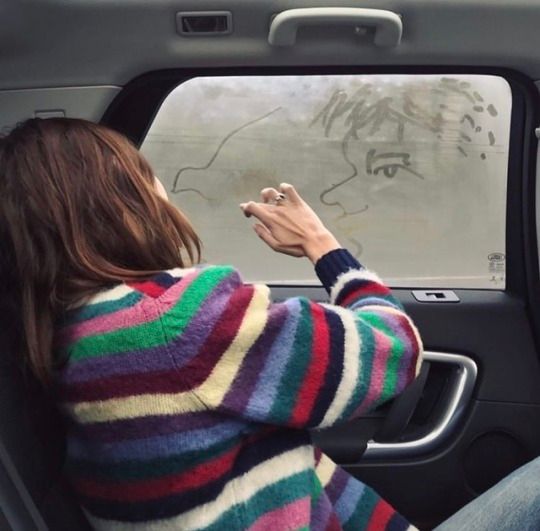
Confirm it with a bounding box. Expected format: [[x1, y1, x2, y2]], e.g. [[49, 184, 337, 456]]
[[59, 270, 199, 345], [353, 328, 392, 415], [247, 496, 311, 531]]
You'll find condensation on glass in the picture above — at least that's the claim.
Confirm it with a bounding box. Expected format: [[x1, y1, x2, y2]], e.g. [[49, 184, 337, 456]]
[[141, 75, 511, 289]]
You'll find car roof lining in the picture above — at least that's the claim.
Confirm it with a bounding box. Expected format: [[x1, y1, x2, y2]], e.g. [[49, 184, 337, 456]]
[[2, 0, 540, 91]]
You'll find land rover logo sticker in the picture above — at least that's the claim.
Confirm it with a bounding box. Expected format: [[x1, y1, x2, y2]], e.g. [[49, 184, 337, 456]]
[[488, 252, 505, 285]]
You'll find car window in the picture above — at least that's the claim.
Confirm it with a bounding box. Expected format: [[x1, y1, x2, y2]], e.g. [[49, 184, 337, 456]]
[[141, 74, 511, 288]]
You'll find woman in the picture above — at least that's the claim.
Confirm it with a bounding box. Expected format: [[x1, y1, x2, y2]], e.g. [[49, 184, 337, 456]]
[[0, 118, 423, 530]]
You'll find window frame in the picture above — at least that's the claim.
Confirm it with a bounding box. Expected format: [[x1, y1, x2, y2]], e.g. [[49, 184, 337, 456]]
[[101, 66, 539, 303]]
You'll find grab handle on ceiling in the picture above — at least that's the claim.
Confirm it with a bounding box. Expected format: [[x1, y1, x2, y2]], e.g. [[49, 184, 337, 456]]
[[268, 7, 402, 48]]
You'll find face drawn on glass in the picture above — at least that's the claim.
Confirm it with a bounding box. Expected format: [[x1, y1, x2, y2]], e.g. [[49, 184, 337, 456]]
[[365, 149, 424, 180], [307, 77, 500, 224]]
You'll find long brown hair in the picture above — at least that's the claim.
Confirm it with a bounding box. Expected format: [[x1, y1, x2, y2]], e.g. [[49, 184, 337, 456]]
[[0, 118, 200, 384]]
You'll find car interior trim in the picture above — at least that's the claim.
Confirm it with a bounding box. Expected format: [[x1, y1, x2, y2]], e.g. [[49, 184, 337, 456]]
[[362, 351, 478, 460]]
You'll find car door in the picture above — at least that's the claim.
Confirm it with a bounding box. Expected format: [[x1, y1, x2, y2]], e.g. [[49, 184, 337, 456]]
[[1, 1, 540, 530]]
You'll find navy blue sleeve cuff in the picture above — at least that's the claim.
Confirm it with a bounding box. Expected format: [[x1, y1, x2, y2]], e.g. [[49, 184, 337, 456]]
[[314, 249, 363, 293]]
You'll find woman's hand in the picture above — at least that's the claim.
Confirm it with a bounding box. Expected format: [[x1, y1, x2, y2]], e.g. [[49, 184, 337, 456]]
[[240, 183, 341, 264]]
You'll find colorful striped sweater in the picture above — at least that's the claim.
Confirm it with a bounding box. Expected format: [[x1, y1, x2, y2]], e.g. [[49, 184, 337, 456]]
[[55, 249, 423, 530]]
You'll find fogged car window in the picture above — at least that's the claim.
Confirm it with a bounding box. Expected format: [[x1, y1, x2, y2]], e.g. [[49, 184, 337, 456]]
[[141, 75, 511, 288]]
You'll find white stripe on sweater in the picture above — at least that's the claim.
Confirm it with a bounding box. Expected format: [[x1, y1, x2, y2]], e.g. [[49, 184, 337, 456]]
[[85, 445, 314, 531], [329, 269, 384, 305], [320, 304, 361, 426], [315, 452, 337, 487], [166, 266, 198, 278], [198, 283, 270, 407], [90, 284, 135, 305]]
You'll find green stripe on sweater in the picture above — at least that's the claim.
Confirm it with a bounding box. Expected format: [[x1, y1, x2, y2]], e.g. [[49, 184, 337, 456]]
[[198, 470, 312, 531], [69, 266, 234, 361], [361, 312, 404, 404], [343, 485, 379, 531], [311, 469, 324, 505]]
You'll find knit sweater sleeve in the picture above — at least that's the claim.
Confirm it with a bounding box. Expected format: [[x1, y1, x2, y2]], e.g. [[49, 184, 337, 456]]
[[160, 250, 423, 429]]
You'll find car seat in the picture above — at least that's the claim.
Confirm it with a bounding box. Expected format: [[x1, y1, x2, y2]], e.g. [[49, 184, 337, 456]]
[[0, 288, 91, 530]]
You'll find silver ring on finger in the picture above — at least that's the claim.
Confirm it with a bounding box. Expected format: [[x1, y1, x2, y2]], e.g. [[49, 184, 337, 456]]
[[274, 192, 286, 205]]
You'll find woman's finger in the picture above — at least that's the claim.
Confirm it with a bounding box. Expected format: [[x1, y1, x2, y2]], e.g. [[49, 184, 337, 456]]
[[240, 201, 273, 223], [279, 183, 302, 204], [260, 187, 280, 204]]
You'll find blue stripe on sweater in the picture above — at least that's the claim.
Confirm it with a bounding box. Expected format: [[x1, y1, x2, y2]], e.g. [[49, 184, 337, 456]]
[[68, 420, 249, 462], [335, 477, 366, 524], [244, 297, 302, 420]]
